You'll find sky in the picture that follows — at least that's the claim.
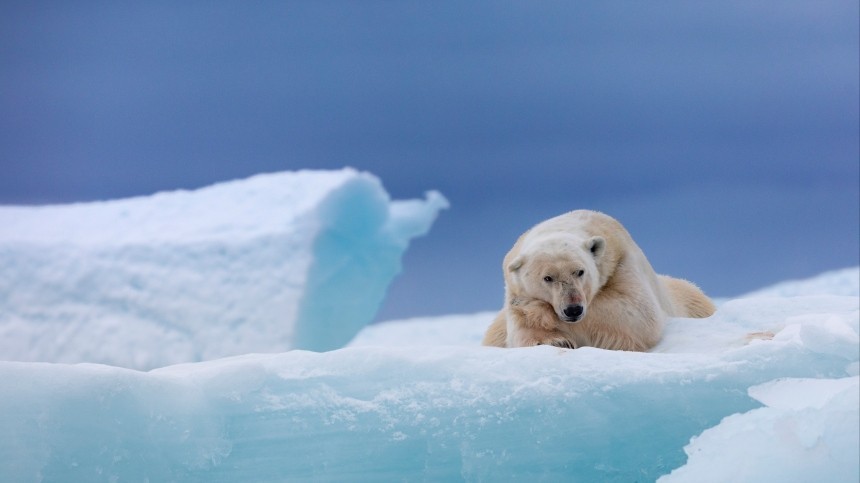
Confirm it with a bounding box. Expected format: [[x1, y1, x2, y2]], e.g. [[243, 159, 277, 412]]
[[1, 1, 858, 321]]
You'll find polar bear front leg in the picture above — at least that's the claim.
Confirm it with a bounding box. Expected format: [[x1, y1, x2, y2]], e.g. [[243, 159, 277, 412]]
[[506, 300, 576, 348], [509, 326, 577, 348]]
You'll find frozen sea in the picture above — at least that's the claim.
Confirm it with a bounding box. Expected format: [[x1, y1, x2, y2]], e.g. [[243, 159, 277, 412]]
[[0, 170, 857, 481]]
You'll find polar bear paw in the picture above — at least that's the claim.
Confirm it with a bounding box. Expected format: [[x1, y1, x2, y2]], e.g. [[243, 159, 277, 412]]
[[536, 337, 577, 350]]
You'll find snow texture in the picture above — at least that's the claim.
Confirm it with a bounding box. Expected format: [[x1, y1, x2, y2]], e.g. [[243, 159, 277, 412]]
[[0, 173, 857, 481], [0, 269, 857, 482], [0, 169, 448, 368], [659, 376, 859, 483]]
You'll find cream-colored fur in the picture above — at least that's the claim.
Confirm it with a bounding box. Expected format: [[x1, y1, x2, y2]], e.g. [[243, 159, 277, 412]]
[[482, 210, 715, 351]]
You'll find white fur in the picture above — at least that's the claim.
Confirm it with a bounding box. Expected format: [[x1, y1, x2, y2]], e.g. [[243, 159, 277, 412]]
[[483, 210, 715, 351]]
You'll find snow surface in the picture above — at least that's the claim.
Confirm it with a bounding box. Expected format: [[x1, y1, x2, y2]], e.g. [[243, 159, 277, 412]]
[[0, 172, 857, 481], [660, 376, 859, 483], [0, 269, 857, 482], [0, 169, 447, 368]]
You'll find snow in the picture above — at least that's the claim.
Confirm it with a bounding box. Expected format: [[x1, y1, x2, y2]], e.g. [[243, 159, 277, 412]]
[[347, 312, 493, 348], [0, 169, 448, 368], [0, 268, 857, 481], [660, 377, 859, 483], [0, 171, 857, 481], [741, 267, 860, 298]]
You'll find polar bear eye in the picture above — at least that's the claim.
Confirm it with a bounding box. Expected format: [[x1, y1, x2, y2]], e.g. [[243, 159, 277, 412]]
[[543, 276, 553, 283], [575, 270, 585, 278]]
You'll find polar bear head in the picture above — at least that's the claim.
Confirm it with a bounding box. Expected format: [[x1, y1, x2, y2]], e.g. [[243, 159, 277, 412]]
[[506, 234, 605, 323]]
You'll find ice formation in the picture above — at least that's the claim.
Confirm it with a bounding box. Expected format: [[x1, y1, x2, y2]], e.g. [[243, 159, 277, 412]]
[[0, 170, 856, 480], [660, 376, 859, 482], [0, 169, 448, 368], [0, 269, 857, 481]]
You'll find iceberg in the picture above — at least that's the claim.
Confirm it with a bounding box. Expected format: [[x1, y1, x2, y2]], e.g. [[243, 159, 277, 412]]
[[0, 169, 856, 481], [660, 376, 859, 483], [0, 269, 857, 482], [0, 169, 448, 369]]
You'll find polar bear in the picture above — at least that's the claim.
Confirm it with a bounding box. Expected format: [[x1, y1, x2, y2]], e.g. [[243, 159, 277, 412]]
[[482, 210, 715, 351]]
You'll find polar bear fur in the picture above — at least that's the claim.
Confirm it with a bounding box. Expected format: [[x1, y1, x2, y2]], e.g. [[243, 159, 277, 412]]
[[482, 210, 715, 351]]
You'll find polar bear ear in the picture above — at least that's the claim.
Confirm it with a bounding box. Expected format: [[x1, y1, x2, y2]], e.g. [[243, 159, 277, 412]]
[[507, 255, 525, 272], [586, 236, 605, 258]]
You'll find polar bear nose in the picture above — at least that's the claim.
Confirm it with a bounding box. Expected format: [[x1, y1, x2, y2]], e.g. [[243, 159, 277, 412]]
[[563, 304, 584, 321]]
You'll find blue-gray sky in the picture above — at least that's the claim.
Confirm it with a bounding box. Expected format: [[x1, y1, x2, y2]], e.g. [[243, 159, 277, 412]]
[[1, 1, 858, 321]]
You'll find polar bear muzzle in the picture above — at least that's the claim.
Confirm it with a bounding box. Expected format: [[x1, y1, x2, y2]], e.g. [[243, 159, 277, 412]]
[[561, 303, 585, 322]]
